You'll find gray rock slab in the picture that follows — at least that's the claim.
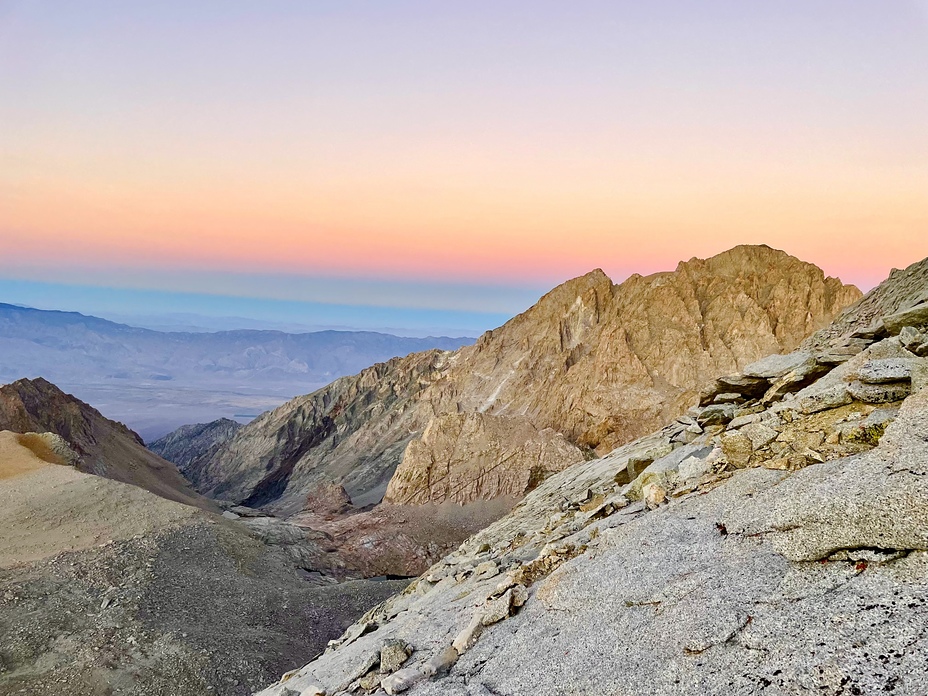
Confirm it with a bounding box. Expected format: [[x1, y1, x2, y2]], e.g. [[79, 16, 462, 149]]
[[883, 302, 928, 335], [856, 357, 913, 384], [696, 404, 735, 426], [848, 380, 911, 404], [738, 422, 778, 450], [900, 326, 928, 357], [254, 347, 928, 696], [743, 351, 816, 380]]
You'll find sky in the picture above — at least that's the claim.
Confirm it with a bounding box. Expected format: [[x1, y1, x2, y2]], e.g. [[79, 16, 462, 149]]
[[1, 1, 927, 336]]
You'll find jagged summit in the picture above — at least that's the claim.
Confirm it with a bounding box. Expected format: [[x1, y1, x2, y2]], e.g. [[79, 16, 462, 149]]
[[192, 246, 859, 523]]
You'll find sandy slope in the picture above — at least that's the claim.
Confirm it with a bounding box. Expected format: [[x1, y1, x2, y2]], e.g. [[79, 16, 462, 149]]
[[0, 429, 407, 695], [0, 429, 199, 567]]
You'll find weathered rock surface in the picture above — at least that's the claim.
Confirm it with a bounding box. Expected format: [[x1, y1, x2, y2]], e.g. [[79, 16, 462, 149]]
[[882, 301, 928, 335], [199, 245, 858, 516], [855, 357, 914, 384], [148, 417, 243, 486], [254, 258, 928, 696], [0, 377, 211, 510], [384, 413, 585, 505], [191, 349, 449, 511], [743, 350, 817, 379], [803, 255, 928, 351], [900, 326, 928, 356]]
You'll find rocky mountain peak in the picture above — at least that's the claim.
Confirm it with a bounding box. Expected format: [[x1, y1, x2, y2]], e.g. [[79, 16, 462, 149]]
[[1, 377, 140, 451], [193, 245, 860, 535], [256, 254, 928, 696]]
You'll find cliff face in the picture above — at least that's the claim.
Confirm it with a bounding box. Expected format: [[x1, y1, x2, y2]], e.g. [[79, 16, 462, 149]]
[[196, 245, 859, 515], [0, 377, 211, 510], [385, 413, 586, 505], [429, 245, 860, 455], [191, 349, 451, 509], [149, 418, 243, 486], [254, 255, 928, 696]]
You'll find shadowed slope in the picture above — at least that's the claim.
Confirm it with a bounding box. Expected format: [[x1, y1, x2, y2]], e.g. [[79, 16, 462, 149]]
[[0, 377, 212, 510]]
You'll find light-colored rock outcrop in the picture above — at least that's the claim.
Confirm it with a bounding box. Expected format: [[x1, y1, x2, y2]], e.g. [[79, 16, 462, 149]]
[[191, 349, 451, 510], [199, 245, 859, 516], [148, 417, 243, 485], [254, 256, 928, 696]]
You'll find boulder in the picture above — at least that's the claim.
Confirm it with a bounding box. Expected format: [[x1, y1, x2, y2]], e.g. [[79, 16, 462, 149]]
[[381, 667, 425, 694], [677, 454, 712, 482], [739, 423, 778, 450], [743, 351, 817, 380], [717, 373, 771, 397], [795, 384, 853, 414], [699, 374, 769, 406], [451, 616, 484, 654], [696, 404, 736, 427], [856, 358, 913, 384], [850, 318, 889, 340], [727, 413, 761, 429], [816, 339, 870, 365], [421, 646, 459, 678], [882, 302, 928, 335], [481, 584, 528, 625], [720, 432, 753, 468], [914, 359, 928, 393], [380, 639, 412, 674], [900, 326, 928, 357], [712, 393, 744, 404], [848, 380, 912, 404]]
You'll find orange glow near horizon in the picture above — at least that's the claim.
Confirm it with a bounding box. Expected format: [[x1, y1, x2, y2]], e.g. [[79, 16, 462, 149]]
[[1, 1, 927, 297], [3, 138, 925, 289]]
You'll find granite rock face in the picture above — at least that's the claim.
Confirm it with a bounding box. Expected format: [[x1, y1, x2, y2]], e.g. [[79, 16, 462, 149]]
[[384, 413, 586, 505], [199, 245, 859, 515], [803, 255, 928, 351], [254, 256, 928, 696], [191, 349, 450, 510]]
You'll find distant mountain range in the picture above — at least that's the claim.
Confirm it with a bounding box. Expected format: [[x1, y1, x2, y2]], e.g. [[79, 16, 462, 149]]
[[0, 303, 472, 440]]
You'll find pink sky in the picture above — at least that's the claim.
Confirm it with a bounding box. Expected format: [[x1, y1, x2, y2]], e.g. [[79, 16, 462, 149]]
[[2, 0, 927, 322]]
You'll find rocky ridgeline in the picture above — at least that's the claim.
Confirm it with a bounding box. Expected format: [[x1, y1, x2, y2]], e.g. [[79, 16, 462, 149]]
[[0, 377, 210, 510], [163, 246, 861, 581], [149, 417, 243, 488], [254, 260, 928, 695], [194, 245, 858, 520]]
